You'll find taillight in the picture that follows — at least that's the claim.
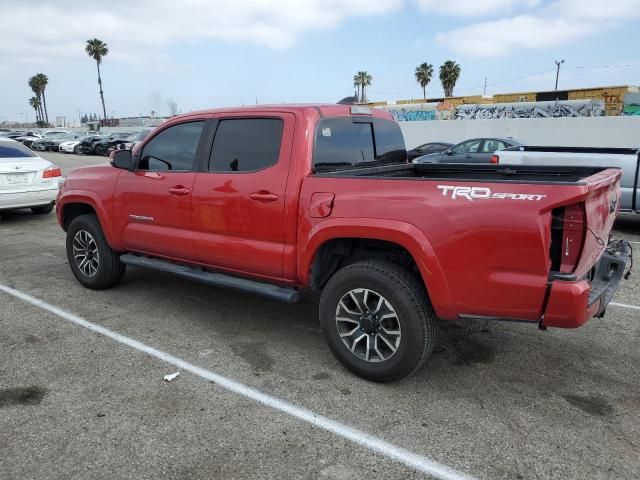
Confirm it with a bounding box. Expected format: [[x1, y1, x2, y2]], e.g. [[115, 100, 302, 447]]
[[43, 166, 62, 178], [550, 203, 586, 273], [490, 154, 499, 164]]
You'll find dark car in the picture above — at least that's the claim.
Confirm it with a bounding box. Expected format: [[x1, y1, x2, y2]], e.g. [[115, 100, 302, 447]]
[[413, 137, 524, 164], [94, 133, 137, 156], [406, 142, 453, 161], [75, 135, 107, 155]]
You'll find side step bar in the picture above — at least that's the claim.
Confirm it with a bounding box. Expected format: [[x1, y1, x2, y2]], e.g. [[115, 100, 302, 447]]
[[120, 254, 301, 304]]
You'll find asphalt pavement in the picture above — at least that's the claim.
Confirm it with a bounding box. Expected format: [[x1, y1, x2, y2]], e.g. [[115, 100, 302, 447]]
[[1, 151, 639, 479]]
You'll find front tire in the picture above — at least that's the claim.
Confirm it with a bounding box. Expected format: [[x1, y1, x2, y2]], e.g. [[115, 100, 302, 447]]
[[319, 260, 437, 382], [66, 214, 126, 289], [74, 145, 81, 154]]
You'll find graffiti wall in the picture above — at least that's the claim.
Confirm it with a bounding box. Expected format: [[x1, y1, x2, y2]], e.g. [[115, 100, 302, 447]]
[[455, 99, 604, 119], [623, 92, 640, 116], [385, 99, 606, 122]]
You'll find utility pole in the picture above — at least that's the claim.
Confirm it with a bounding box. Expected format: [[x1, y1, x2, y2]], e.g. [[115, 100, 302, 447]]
[[554, 59, 565, 90], [483, 77, 487, 97]]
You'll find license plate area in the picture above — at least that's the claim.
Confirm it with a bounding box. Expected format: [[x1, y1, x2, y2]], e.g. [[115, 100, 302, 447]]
[[5, 173, 30, 184]]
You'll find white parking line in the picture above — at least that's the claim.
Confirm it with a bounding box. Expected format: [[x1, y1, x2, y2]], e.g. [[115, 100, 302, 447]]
[[610, 302, 640, 311], [0, 284, 475, 480]]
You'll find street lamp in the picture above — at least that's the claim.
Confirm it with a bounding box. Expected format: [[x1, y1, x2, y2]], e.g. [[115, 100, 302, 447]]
[[554, 59, 565, 91]]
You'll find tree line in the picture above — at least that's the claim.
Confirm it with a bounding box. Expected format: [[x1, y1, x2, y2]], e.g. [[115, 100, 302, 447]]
[[353, 60, 461, 103]]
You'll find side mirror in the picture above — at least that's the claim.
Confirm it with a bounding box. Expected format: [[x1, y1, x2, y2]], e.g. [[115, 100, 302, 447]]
[[110, 149, 133, 170], [445, 150, 454, 155]]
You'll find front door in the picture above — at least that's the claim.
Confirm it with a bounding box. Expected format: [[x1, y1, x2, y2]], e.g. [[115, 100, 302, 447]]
[[113, 120, 206, 261], [191, 114, 294, 279], [445, 139, 482, 163]]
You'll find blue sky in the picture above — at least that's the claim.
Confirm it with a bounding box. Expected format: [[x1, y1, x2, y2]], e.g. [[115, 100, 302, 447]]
[[1, 0, 639, 123]]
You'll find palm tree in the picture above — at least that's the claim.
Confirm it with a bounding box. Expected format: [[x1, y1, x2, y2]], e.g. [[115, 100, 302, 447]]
[[85, 38, 109, 122], [28, 97, 42, 123], [353, 74, 361, 103], [415, 63, 434, 100], [28, 76, 45, 124], [34, 73, 49, 124], [362, 72, 372, 102], [439, 60, 461, 97], [353, 71, 373, 103]]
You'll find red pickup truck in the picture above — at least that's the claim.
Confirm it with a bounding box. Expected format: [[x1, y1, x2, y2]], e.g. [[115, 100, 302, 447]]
[[57, 105, 631, 381]]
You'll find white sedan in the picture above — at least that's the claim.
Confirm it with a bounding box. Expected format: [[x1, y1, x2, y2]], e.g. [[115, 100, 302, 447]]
[[0, 138, 62, 214], [58, 139, 82, 153]]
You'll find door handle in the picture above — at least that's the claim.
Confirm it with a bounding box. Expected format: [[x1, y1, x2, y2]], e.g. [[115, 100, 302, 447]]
[[168, 186, 191, 196], [465, 155, 473, 159], [250, 190, 278, 202]]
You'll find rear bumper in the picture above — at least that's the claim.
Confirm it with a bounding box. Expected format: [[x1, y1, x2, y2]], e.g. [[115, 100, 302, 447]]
[[0, 185, 59, 210], [542, 240, 631, 328]]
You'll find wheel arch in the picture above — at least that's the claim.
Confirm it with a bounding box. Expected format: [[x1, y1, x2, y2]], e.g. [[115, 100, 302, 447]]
[[299, 218, 457, 320], [58, 192, 119, 250]]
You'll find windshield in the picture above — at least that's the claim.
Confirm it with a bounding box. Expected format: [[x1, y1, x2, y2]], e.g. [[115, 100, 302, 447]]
[[0, 142, 37, 158]]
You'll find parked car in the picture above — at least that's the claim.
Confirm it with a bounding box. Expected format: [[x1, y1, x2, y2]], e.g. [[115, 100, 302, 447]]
[[32, 134, 82, 152], [116, 128, 155, 151], [75, 135, 107, 155], [494, 146, 640, 213], [58, 136, 99, 154], [413, 137, 523, 163], [406, 142, 453, 161], [57, 105, 630, 382], [0, 138, 62, 214], [14, 134, 43, 148], [94, 133, 138, 156]]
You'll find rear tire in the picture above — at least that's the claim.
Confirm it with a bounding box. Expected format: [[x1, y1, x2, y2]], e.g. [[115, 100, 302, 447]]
[[31, 203, 54, 214], [319, 260, 437, 382], [66, 214, 126, 290]]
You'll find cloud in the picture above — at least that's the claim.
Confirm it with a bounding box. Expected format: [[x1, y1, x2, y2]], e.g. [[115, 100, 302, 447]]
[[433, 0, 640, 57], [0, 0, 402, 63], [436, 15, 594, 57], [415, 0, 541, 16]]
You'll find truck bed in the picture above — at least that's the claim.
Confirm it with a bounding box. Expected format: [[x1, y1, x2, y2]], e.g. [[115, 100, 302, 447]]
[[316, 162, 609, 184]]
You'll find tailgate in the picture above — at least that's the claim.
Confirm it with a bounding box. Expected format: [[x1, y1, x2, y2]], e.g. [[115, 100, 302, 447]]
[[575, 168, 622, 278]]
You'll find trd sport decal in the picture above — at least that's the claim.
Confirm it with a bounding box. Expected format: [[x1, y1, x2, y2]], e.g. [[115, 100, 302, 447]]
[[437, 185, 546, 201]]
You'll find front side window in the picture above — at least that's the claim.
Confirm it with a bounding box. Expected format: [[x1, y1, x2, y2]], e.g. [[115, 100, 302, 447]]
[[452, 139, 481, 154], [138, 121, 204, 171], [209, 118, 283, 172]]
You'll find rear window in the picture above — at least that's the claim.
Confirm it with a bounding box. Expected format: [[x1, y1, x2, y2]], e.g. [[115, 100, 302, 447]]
[[313, 117, 406, 172], [0, 142, 37, 158]]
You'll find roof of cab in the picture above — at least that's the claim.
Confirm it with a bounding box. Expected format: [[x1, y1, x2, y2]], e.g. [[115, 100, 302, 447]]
[[170, 104, 393, 121]]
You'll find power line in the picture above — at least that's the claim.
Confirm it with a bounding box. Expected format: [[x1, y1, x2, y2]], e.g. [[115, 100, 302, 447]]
[[573, 63, 640, 69]]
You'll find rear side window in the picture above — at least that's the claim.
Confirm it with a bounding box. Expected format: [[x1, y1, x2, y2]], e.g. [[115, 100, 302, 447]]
[[0, 142, 36, 158], [313, 117, 406, 172], [138, 121, 204, 171], [209, 118, 283, 172]]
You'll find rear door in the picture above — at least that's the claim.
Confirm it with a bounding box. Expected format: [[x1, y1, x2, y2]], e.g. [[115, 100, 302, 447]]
[[113, 120, 206, 261], [191, 114, 294, 278]]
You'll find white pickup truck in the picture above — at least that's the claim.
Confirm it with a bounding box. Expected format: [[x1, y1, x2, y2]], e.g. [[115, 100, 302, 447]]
[[493, 146, 640, 214]]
